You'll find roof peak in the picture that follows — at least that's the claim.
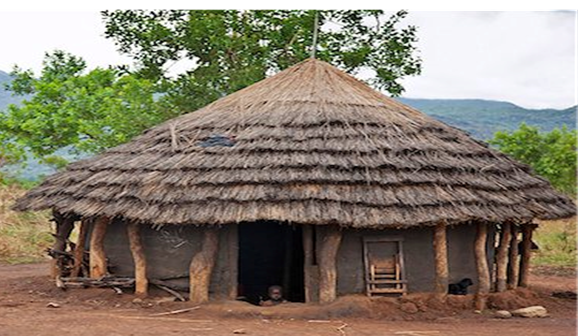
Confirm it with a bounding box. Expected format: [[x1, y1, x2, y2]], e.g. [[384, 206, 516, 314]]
[[181, 57, 427, 129]]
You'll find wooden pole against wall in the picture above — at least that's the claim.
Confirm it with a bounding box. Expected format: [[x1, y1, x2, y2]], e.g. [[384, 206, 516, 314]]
[[89, 216, 110, 278], [495, 222, 511, 292], [189, 228, 219, 304], [518, 224, 535, 288], [227, 226, 239, 300], [127, 221, 148, 296], [318, 226, 342, 304], [507, 225, 520, 289], [70, 219, 89, 278], [303, 225, 313, 303], [50, 211, 76, 279], [433, 222, 449, 295], [474, 222, 490, 310]]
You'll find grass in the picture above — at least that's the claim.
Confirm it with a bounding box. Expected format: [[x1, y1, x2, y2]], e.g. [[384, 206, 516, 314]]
[[533, 217, 577, 268], [0, 184, 52, 264]]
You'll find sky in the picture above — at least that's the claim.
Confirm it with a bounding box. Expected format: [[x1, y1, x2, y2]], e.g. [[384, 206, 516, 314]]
[[0, 10, 575, 109]]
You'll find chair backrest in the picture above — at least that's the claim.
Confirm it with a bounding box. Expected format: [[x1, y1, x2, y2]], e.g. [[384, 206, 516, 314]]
[[369, 255, 396, 270]]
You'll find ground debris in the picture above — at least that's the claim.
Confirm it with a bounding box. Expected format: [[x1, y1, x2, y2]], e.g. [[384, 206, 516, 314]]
[[552, 291, 577, 300], [494, 310, 512, 319], [46, 302, 60, 308], [511, 306, 549, 318]]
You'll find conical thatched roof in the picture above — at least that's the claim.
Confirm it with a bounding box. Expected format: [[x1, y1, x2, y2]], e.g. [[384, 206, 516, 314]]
[[14, 59, 575, 228]]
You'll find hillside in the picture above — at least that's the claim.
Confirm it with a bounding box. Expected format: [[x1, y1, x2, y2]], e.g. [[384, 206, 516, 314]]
[[0, 70, 21, 108], [398, 98, 576, 139]]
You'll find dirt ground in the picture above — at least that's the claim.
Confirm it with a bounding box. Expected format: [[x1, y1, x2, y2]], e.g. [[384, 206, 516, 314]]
[[0, 263, 575, 336]]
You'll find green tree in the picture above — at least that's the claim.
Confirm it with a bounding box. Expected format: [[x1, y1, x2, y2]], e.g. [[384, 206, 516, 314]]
[[490, 123, 577, 197], [1, 10, 422, 165], [0, 51, 174, 163], [102, 10, 422, 111]]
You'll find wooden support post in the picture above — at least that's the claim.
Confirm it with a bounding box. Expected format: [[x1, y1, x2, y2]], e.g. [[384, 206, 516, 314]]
[[127, 221, 148, 296], [189, 228, 219, 304], [70, 219, 89, 278], [474, 223, 490, 311], [433, 222, 449, 295], [227, 226, 238, 300], [518, 224, 535, 288], [495, 222, 511, 292], [89, 216, 110, 278], [318, 226, 342, 305], [507, 225, 520, 290], [50, 211, 76, 279], [303, 225, 313, 303]]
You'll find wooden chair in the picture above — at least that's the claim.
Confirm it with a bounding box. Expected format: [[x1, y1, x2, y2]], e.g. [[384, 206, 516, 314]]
[[363, 237, 407, 296], [366, 254, 407, 295]]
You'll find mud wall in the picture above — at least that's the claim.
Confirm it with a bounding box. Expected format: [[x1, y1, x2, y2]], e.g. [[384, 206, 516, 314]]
[[101, 220, 235, 298], [336, 223, 496, 294]]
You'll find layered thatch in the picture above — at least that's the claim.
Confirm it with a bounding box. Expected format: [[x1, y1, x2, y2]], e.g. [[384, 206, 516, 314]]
[[14, 59, 575, 228]]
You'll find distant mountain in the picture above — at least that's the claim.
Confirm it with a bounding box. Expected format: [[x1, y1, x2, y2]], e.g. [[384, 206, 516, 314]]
[[398, 98, 576, 139], [0, 70, 20, 110]]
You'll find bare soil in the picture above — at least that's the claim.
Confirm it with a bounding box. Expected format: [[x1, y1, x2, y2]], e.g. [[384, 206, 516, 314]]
[[0, 263, 575, 336]]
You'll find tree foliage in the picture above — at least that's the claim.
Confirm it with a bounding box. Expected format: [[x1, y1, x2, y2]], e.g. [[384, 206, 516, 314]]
[[1, 10, 421, 165], [0, 51, 174, 163], [490, 123, 577, 197], [102, 10, 422, 111]]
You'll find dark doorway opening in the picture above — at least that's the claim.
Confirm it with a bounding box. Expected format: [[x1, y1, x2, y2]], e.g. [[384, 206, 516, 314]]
[[238, 221, 304, 305]]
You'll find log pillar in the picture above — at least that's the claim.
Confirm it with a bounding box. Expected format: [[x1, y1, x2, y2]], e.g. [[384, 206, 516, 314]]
[[474, 222, 490, 310], [518, 224, 535, 288], [189, 227, 219, 304], [71, 219, 89, 278], [89, 216, 110, 278], [507, 225, 520, 290], [127, 221, 148, 296], [318, 226, 342, 304], [433, 222, 449, 295], [50, 211, 76, 279], [303, 225, 314, 303], [495, 222, 511, 292], [226, 226, 239, 300]]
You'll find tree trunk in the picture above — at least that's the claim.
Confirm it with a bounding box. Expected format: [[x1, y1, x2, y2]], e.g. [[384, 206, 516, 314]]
[[89, 216, 110, 278], [189, 228, 219, 304], [474, 223, 490, 310], [518, 224, 535, 288], [318, 226, 342, 304], [127, 221, 148, 296], [433, 222, 449, 295], [51, 211, 76, 279], [71, 219, 89, 278], [495, 222, 511, 292], [507, 225, 520, 290]]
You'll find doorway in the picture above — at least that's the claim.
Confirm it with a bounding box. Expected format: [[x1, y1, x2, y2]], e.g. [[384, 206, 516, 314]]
[[238, 221, 304, 305]]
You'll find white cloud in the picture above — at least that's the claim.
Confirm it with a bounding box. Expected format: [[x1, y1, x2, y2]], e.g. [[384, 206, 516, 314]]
[[0, 11, 131, 74], [400, 11, 577, 109], [0, 10, 575, 109]]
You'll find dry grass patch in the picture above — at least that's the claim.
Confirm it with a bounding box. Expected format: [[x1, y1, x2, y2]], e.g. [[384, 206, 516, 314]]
[[533, 217, 577, 268], [0, 184, 52, 264]]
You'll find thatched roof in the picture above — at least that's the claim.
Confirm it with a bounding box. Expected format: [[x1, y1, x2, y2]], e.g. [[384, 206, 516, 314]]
[[13, 59, 575, 228]]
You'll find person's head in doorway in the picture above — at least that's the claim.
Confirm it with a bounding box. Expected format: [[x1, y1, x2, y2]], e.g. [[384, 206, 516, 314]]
[[259, 285, 287, 306]]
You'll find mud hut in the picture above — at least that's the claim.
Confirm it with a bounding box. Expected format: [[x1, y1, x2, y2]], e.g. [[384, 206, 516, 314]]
[[13, 59, 575, 308]]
